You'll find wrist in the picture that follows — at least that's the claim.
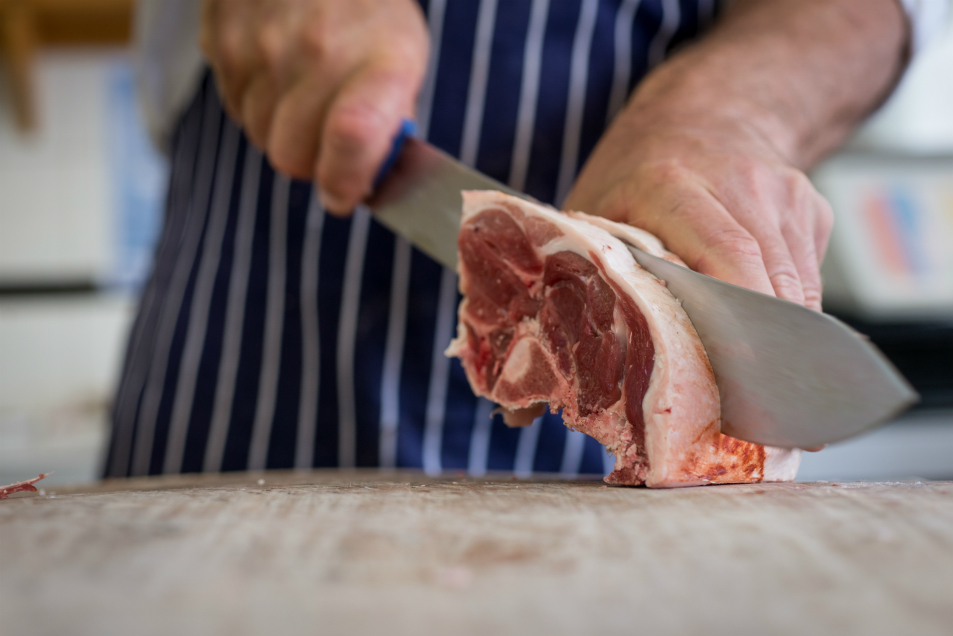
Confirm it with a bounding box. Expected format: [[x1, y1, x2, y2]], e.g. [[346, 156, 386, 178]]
[[616, 0, 908, 171], [618, 49, 804, 169], [616, 88, 795, 175]]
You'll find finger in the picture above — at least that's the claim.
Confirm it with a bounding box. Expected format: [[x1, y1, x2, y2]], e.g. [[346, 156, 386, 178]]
[[773, 172, 831, 310], [779, 206, 823, 311], [749, 221, 806, 306], [613, 177, 777, 297], [715, 172, 805, 305], [238, 18, 297, 150], [813, 194, 834, 264], [211, 73, 243, 126], [786, 232, 822, 311], [316, 64, 416, 215], [240, 71, 281, 150], [266, 75, 340, 181], [201, 1, 254, 122]]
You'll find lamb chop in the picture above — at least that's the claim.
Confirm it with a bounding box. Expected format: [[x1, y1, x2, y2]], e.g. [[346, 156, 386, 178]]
[[446, 191, 800, 487]]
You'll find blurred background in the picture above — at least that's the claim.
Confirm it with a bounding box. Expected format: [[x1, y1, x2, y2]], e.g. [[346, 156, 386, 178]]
[[1, 0, 951, 487]]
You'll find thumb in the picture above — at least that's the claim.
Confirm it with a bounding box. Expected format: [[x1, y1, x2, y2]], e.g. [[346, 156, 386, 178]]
[[316, 64, 417, 215]]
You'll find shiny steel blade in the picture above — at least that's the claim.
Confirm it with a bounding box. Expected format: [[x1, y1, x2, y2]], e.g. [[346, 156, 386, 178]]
[[627, 246, 919, 448], [366, 137, 525, 270]]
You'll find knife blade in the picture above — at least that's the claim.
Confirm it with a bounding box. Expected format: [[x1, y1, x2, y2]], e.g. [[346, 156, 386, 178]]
[[624, 247, 918, 448], [366, 134, 918, 449]]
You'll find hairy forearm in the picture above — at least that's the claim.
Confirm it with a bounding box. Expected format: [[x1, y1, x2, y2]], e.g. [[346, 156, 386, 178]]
[[623, 0, 908, 170]]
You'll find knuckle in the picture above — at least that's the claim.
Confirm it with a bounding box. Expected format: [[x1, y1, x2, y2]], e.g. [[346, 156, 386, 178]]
[[642, 158, 693, 187], [690, 227, 765, 280], [374, 37, 428, 74], [216, 26, 245, 71], [324, 104, 388, 155], [768, 268, 801, 294], [256, 25, 286, 73], [783, 168, 819, 207], [596, 184, 637, 224], [815, 196, 835, 233], [703, 227, 763, 262], [737, 159, 764, 189], [301, 21, 333, 60], [241, 101, 270, 149], [316, 158, 367, 205], [803, 283, 823, 309], [786, 168, 813, 193], [316, 164, 362, 201], [268, 146, 311, 181], [722, 157, 766, 200], [798, 262, 824, 307], [789, 175, 808, 196], [766, 258, 806, 304]]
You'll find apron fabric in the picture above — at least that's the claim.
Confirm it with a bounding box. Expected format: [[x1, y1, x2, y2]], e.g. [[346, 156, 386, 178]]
[[105, 0, 720, 478]]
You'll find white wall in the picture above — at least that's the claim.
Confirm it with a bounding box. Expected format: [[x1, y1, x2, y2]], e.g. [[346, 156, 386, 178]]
[[0, 294, 134, 486], [0, 51, 115, 283]]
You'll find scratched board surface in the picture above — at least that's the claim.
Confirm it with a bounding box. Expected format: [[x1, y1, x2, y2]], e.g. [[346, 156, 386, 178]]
[[2, 471, 952, 636]]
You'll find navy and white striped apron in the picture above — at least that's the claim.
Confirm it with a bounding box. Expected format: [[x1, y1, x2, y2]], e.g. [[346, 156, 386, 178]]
[[105, 0, 721, 479]]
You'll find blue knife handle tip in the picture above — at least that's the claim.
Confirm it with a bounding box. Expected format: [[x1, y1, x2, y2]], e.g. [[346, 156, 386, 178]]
[[374, 118, 417, 189]]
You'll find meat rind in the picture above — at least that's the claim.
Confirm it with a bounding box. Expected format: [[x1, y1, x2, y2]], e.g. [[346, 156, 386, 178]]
[[448, 191, 800, 487]]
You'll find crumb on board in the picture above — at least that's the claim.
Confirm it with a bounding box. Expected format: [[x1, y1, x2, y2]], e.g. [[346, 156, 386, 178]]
[[0, 474, 50, 499]]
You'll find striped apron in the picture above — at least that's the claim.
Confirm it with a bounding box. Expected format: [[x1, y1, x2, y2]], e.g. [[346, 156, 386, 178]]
[[104, 0, 721, 478]]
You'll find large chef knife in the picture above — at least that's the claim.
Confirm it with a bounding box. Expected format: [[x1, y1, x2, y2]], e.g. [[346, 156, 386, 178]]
[[366, 133, 918, 449]]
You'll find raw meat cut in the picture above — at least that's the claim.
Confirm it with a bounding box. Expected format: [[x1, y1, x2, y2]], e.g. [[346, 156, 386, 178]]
[[446, 191, 800, 487], [0, 474, 49, 499]]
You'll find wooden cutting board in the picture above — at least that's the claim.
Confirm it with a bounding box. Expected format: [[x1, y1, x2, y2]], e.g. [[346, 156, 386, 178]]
[[2, 471, 951, 636]]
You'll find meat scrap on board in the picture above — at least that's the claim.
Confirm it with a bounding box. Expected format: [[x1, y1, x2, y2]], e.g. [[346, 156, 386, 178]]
[[0, 474, 49, 499], [446, 191, 800, 487]]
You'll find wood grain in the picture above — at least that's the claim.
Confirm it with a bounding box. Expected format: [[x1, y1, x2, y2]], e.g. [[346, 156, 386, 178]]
[[2, 471, 951, 635]]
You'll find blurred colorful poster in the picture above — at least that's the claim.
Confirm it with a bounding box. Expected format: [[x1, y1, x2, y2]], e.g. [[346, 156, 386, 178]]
[[814, 156, 953, 319]]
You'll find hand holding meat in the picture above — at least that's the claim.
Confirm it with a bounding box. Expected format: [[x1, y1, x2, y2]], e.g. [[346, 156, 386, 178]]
[[565, 111, 833, 311], [200, 0, 429, 214]]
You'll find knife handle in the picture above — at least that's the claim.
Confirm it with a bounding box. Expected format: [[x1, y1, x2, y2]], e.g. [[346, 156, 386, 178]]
[[374, 117, 417, 190]]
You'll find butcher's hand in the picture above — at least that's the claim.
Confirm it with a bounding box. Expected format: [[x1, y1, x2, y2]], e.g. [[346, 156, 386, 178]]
[[564, 112, 833, 311], [565, 0, 908, 311], [201, 0, 429, 215]]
